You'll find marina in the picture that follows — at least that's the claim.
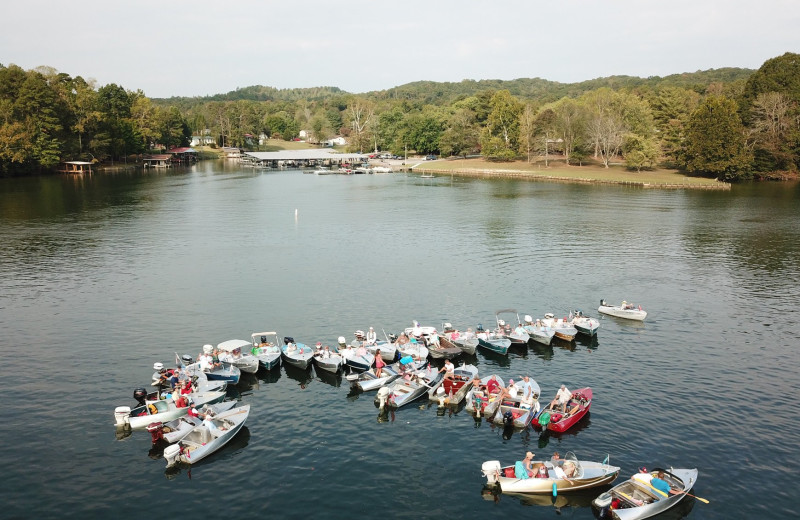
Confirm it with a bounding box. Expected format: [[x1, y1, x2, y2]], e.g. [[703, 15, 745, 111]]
[[1, 161, 799, 519]]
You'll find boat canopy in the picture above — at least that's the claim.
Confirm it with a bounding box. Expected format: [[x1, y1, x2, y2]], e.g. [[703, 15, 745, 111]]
[[217, 339, 251, 352]]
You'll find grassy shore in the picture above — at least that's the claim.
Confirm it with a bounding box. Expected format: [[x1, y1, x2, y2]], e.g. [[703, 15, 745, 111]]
[[411, 158, 730, 189]]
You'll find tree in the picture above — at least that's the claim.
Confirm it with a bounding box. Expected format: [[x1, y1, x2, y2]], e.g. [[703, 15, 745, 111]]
[[347, 97, 374, 153], [749, 92, 797, 171], [518, 104, 536, 162], [650, 87, 700, 167], [533, 108, 556, 167], [550, 98, 585, 165], [685, 96, 752, 180], [439, 108, 479, 158], [623, 134, 659, 172], [481, 90, 522, 159]]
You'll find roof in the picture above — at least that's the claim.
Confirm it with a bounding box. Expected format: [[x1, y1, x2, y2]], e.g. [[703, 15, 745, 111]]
[[143, 154, 171, 160], [245, 150, 367, 161], [62, 161, 92, 165], [168, 147, 197, 154]]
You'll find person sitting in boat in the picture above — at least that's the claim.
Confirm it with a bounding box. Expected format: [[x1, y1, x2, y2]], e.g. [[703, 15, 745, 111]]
[[548, 385, 572, 413], [650, 471, 679, 497], [366, 327, 377, 345], [501, 379, 519, 399], [486, 375, 502, 394], [211, 349, 223, 368], [514, 323, 526, 336], [551, 451, 561, 461], [322, 346, 331, 359], [552, 463, 573, 482], [522, 451, 536, 477], [180, 379, 194, 395], [535, 464, 549, 479], [411, 321, 423, 340], [174, 395, 189, 408], [562, 461, 577, 479], [187, 404, 200, 418], [632, 466, 653, 485], [429, 331, 440, 348], [439, 359, 455, 379], [396, 332, 410, 346], [198, 352, 213, 372], [463, 327, 476, 339]]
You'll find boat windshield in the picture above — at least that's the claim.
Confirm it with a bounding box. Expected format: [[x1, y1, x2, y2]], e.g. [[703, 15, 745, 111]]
[[564, 451, 583, 477]]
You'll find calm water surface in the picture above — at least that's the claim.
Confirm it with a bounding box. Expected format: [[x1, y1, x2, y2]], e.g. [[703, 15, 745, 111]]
[[1, 162, 799, 519]]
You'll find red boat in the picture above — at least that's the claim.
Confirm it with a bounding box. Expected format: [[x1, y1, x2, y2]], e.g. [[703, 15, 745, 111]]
[[541, 387, 592, 433]]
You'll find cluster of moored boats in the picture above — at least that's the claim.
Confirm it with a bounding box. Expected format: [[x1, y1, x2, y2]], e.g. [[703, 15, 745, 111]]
[[113, 299, 702, 518]]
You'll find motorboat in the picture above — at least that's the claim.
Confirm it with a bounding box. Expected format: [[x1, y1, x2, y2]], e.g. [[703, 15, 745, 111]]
[[538, 387, 592, 432], [541, 313, 578, 342], [598, 299, 648, 321], [426, 340, 462, 360], [216, 339, 259, 373], [313, 167, 331, 175], [465, 374, 506, 420], [156, 401, 238, 444], [365, 339, 396, 363], [592, 467, 698, 520], [482, 451, 620, 494], [163, 405, 251, 467], [250, 332, 282, 370], [428, 363, 478, 406], [114, 389, 225, 430], [475, 327, 511, 355], [492, 386, 542, 428], [281, 337, 314, 369], [494, 309, 530, 345], [522, 316, 556, 345], [395, 338, 429, 361], [374, 365, 444, 409], [346, 356, 425, 392], [338, 338, 375, 372], [439, 323, 478, 355], [570, 310, 600, 336], [312, 344, 343, 373]]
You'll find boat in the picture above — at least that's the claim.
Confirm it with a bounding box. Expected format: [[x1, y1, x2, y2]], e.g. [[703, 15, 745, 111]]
[[598, 299, 648, 321], [404, 321, 439, 346], [465, 374, 506, 419], [539, 387, 592, 432], [250, 332, 282, 370], [313, 166, 331, 175], [346, 356, 425, 392], [439, 323, 478, 355], [281, 337, 314, 369], [374, 365, 444, 409], [312, 344, 343, 373], [541, 313, 579, 342], [426, 339, 462, 360], [482, 451, 620, 494], [157, 401, 238, 444], [522, 316, 556, 345], [475, 326, 511, 355], [395, 338, 429, 361], [162, 405, 251, 467], [592, 467, 699, 520], [492, 382, 542, 428], [428, 363, 478, 406], [113, 390, 226, 430], [495, 309, 530, 345], [216, 339, 259, 373], [365, 339, 397, 363], [372, 166, 392, 173], [338, 337, 376, 372], [570, 310, 600, 336]]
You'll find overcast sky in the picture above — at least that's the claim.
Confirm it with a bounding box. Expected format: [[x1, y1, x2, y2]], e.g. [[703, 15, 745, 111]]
[[2, 0, 797, 98]]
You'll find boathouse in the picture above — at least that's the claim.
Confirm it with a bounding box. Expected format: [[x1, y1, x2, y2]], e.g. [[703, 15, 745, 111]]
[[142, 154, 172, 168], [58, 161, 93, 174], [243, 149, 367, 169]]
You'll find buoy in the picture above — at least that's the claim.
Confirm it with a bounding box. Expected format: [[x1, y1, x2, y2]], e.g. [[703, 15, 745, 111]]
[[553, 482, 557, 496]]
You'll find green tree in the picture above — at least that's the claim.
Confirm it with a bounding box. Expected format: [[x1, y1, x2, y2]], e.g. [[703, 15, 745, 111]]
[[481, 90, 522, 159], [685, 95, 752, 180], [623, 134, 659, 172], [439, 108, 479, 158]]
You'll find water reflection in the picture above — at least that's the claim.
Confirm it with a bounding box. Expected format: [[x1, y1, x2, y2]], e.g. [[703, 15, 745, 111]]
[[283, 364, 314, 388], [314, 367, 343, 388], [257, 367, 282, 385]]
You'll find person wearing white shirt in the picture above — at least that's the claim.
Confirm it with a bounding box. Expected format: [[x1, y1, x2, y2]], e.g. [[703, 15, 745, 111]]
[[548, 384, 572, 412]]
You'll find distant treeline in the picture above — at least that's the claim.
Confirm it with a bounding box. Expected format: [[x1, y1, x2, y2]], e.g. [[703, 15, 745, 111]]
[[2, 53, 799, 180]]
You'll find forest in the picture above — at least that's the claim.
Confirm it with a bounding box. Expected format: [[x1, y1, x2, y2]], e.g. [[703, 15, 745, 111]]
[[1, 52, 799, 181]]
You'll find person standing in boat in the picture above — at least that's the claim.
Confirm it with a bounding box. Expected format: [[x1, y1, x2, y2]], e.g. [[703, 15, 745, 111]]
[[366, 327, 377, 345], [374, 349, 386, 377], [514, 322, 526, 337]]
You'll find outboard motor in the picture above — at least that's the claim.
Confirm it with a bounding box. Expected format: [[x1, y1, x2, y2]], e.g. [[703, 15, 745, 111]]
[[181, 354, 194, 365], [260, 335, 267, 343], [284, 336, 295, 345], [133, 387, 148, 407], [388, 333, 398, 342], [477, 324, 484, 333], [502, 410, 515, 440]]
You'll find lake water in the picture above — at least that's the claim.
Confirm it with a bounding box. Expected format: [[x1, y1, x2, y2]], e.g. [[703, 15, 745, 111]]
[[1, 162, 799, 519]]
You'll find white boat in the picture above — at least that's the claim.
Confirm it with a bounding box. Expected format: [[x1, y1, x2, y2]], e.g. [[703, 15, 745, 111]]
[[482, 451, 620, 494], [495, 309, 530, 345], [163, 405, 251, 467], [159, 401, 238, 443], [541, 313, 579, 341], [404, 322, 439, 345], [338, 338, 376, 372], [598, 299, 648, 321], [372, 166, 393, 173], [522, 316, 556, 345], [312, 344, 343, 373], [395, 337, 429, 361], [346, 357, 425, 392], [313, 167, 331, 175], [216, 339, 259, 373], [592, 468, 698, 520], [492, 379, 542, 428], [114, 390, 225, 430], [182, 355, 241, 385], [281, 337, 314, 369], [250, 332, 282, 370], [366, 339, 396, 362], [570, 310, 600, 336], [374, 365, 444, 409], [465, 374, 505, 419], [475, 329, 511, 355]]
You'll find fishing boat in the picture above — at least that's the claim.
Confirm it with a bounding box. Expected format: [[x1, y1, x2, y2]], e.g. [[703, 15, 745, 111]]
[[495, 309, 530, 345], [570, 310, 600, 336], [482, 451, 620, 494], [374, 365, 444, 409], [592, 468, 699, 520], [538, 387, 592, 432], [475, 327, 511, 355], [163, 405, 251, 467], [365, 339, 397, 363], [338, 338, 376, 372], [523, 316, 556, 345], [250, 331, 282, 370], [281, 337, 314, 369], [439, 323, 478, 355], [598, 299, 648, 321], [395, 338, 429, 361], [492, 382, 542, 428], [113, 390, 225, 430], [541, 313, 579, 341], [428, 363, 478, 406], [216, 339, 259, 373], [157, 401, 238, 443], [465, 374, 506, 419]]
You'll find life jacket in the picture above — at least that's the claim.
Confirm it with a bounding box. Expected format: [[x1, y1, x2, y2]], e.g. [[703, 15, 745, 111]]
[[148, 404, 158, 415]]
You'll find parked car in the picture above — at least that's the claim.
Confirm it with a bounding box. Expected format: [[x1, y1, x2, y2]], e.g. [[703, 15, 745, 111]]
[[425, 154, 437, 161]]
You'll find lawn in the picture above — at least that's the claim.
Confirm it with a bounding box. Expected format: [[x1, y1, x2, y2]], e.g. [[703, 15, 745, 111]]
[[413, 158, 728, 188]]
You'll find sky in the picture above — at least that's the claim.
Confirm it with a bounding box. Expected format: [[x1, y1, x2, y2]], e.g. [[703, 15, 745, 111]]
[[2, 0, 798, 98]]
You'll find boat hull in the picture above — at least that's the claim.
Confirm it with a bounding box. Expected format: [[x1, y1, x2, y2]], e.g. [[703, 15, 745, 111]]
[[483, 459, 620, 494], [598, 305, 647, 321], [477, 336, 511, 355], [546, 387, 592, 432], [592, 468, 697, 520]]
